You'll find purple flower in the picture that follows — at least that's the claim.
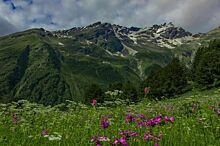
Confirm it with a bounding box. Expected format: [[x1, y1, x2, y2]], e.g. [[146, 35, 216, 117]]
[[146, 118, 157, 127], [42, 128, 48, 136], [137, 120, 145, 127], [154, 143, 159, 146], [217, 110, 220, 116], [143, 132, 153, 141], [121, 130, 139, 140], [12, 119, 17, 124], [100, 118, 109, 129], [154, 116, 162, 125], [113, 137, 128, 146], [125, 114, 136, 123]]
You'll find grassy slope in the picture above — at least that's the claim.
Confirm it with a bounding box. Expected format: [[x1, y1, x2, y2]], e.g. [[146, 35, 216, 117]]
[[0, 28, 142, 104], [0, 88, 219, 145]]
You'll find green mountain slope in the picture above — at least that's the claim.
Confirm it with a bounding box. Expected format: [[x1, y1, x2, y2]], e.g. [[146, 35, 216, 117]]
[[0, 23, 219, 105]]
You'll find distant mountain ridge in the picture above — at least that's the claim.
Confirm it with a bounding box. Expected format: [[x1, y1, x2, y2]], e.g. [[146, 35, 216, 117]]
[[0, 21, 219, 105]]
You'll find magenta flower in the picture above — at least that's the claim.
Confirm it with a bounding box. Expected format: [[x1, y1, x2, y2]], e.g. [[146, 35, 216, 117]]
[[217, 110, 220, 116], [164, 116, 169, 121], [146, 118, 157, 127], [113, 137, 128, 146], [154, 143, 159, 146], [164, 116, 174, 122], [41, 128, 48, 136], [100, 118, 109, 129], [154, 116, 162, 125], [125, 114, 136, 123], [91, 99, 97, 107]]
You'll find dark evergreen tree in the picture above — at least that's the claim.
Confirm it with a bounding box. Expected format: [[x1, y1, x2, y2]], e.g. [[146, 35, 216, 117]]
[[143, 58, 187, 99], [122, 81, 138, 102], [192, 40, 220, 88], [108, 82, 123, 91]]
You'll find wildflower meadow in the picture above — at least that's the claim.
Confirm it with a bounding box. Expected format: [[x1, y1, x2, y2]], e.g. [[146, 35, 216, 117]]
[[0, 88, 220, 146]]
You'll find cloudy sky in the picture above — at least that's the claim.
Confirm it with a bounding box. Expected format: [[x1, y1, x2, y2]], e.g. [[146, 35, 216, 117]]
[[0, 0, 220, 36]]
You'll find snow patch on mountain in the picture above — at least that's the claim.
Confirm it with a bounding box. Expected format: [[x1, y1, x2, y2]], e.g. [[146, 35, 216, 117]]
[[122, 43, 138, 56], [58, 42, 64, 46]]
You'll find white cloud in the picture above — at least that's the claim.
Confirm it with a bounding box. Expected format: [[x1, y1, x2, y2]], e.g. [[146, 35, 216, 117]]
[[0, 0, 219, 36], [0, 16, 18, 36]]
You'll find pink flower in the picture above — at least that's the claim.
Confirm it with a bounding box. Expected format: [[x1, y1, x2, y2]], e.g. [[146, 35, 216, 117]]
[[170, 116, 175, 122], [154, 143, 159, 146], [91, 99, 97, 107], [144, 87, 150, 94], [42, 128, 48, 136]]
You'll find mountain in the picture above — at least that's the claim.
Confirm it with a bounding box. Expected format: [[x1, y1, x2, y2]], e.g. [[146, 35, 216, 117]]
[[0, 22, 219, 105]]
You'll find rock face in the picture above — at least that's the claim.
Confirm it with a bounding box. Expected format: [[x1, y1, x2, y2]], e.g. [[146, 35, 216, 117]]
[[53, 22, 196, 50], [110, 22, 195, 49]]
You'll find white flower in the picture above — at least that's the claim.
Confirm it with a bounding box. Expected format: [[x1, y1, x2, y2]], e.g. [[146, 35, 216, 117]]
[[99, 136, 110, 142], [48, 135, 62, 141]]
